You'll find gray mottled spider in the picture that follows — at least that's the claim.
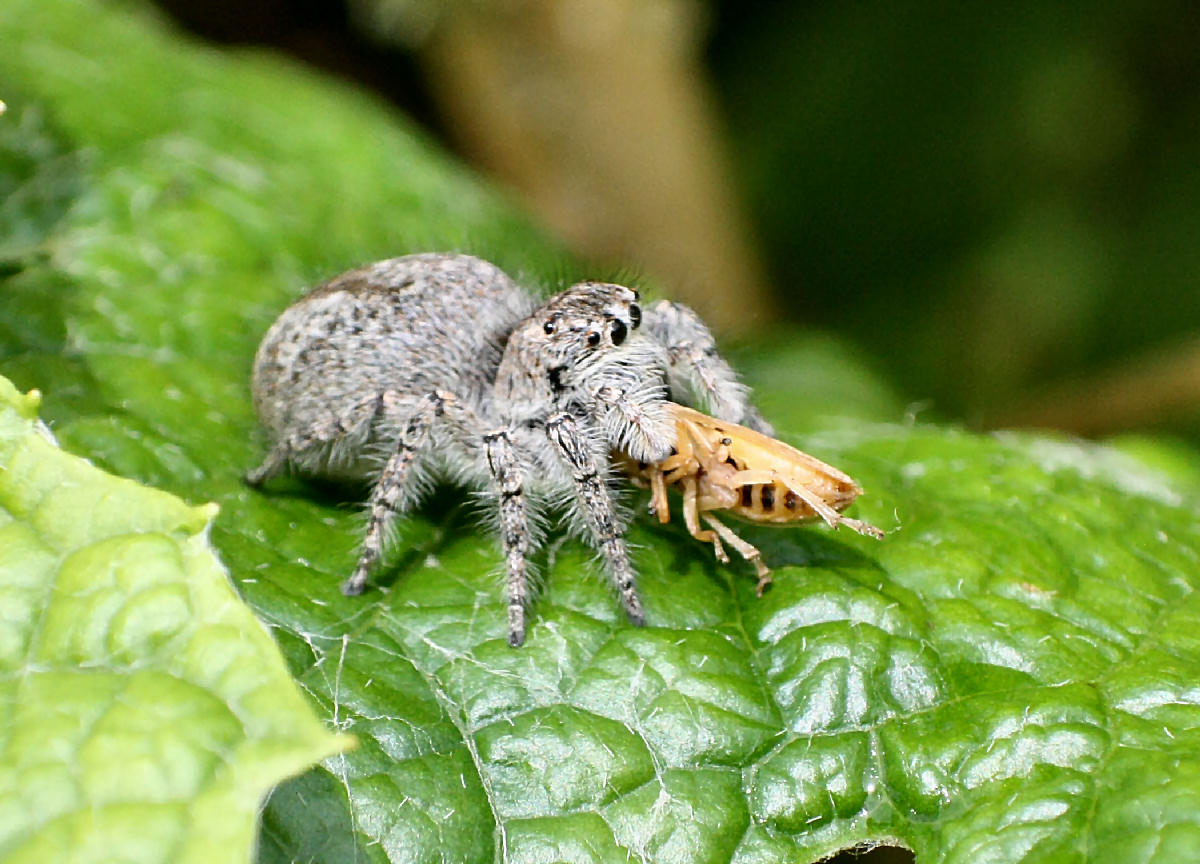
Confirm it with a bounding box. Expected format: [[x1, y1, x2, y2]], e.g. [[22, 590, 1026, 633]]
[[247, 253, 771, 646]]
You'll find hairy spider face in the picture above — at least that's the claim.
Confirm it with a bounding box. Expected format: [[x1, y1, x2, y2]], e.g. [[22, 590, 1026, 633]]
[[493, 281, 657, 421]]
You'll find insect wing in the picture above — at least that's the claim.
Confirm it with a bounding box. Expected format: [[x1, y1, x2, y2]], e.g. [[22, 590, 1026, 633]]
[[667, 404, 863, 513]]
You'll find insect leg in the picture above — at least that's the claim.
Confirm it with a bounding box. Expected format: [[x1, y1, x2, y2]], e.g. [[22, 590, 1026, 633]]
[[829, 513, 885, 539], [680, 476, 727, 562], [546, 412, 644, 626], [660, 428, 702, 482], [482, 429, 532, 647], [703, 515, 772, 596], [245, 393, 382, 485], [659, 453, 692, 474], [341, 390, 446, 596], [658, 418, 704, 486], [649, 468, 672, 523], [763, 470, 886, 539], [641, 299, 774, 434]]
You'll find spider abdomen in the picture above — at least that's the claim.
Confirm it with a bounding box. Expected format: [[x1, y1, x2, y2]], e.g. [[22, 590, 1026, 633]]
[[251, 253, 531, 477]]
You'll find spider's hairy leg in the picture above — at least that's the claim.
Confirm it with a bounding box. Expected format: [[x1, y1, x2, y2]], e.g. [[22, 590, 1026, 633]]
[[592, 381, 674, 463], [342, 390, 446, 596], [546, 412, 645, 626], [245, 393, 382, 486], [483, 430, 532, 647], [641, 299, 773, 434]]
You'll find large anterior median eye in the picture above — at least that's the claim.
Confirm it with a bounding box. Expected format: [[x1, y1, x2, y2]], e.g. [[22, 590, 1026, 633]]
[[610, 318, 628, 346]]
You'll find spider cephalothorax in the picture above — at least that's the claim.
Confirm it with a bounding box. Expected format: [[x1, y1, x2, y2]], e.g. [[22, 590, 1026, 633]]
[[248, 253, 770, 646]]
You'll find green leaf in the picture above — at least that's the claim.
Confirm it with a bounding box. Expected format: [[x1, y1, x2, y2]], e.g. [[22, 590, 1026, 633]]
[[0, 376, 350, 863], [3, 2, 1200, 863]]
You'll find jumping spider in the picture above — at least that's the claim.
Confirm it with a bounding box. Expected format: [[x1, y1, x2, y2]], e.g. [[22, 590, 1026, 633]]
[[247, 253, 771, 646]]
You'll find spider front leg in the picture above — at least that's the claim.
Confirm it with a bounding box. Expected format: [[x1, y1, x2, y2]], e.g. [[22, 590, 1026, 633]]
[[482, 429, 533, 647], [641, 299, 773, 434], [592, 382, 675, 463], [546, 412, 645, 627], [342, 390, 448, 596]]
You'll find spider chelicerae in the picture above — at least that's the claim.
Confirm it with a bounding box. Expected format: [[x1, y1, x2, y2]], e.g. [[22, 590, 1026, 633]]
[[247, 253, 772, 646]]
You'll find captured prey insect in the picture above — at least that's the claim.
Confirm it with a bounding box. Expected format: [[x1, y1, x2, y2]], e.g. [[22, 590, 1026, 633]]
[[247, 253, 775, 647], [616, 403, 884, 595]]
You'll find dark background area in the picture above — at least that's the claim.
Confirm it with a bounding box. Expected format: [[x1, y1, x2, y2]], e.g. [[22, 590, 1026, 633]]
[[147, 0, 1200, 454], [709, 0, 1200, 434]]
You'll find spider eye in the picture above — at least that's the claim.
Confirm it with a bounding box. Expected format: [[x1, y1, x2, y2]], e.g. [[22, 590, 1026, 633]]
[[543, 320, 556, 335], [587, 331, 601, 347], [629, 304, 641, 329], [610, 318, 628, 346]]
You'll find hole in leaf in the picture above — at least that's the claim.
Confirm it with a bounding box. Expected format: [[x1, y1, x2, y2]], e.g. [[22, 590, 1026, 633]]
[[826, 845, 914, 864]]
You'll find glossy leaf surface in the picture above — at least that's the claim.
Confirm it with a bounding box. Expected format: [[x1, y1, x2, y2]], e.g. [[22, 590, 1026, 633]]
[[0, 376, 348, 863], [2, 2, 1199, 862]]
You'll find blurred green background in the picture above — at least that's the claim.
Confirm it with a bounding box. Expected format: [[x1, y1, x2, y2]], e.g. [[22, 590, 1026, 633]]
[[708, 0, 1200, 436], [146, 0, 1200, 442]]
